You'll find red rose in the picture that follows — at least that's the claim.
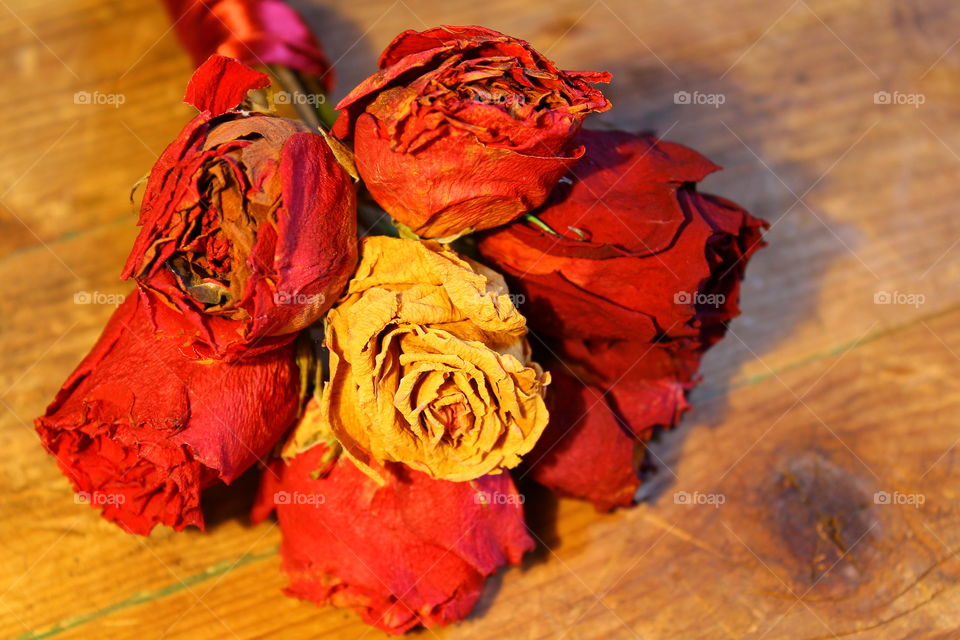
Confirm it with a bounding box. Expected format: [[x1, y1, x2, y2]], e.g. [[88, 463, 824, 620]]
[[35, 293, 301, 535], [122, 56, 357, 360], [476, 128, 766, 347], [333, 26, 611, 238], [253, 417, 533, 634], [162, 0, 334, 90]]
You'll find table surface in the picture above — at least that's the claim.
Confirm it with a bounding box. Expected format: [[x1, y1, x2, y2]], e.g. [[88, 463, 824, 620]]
[[2, 0, 960, 638]]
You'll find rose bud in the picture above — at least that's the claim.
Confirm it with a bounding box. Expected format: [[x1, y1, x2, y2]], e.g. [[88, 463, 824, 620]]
[[252, 400, 533, 634], [122, 56, 357, 360], [333, 26, 611, 239], [476, 128, 767, 348], [523, 345, 691, 511], [162, 0, 334, 90], [35, 293, 301, 535], [321, 236, 549, 482]]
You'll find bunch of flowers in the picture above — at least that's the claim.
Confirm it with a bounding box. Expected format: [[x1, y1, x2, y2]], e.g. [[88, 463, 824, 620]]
[[35, 1, 765, 634]]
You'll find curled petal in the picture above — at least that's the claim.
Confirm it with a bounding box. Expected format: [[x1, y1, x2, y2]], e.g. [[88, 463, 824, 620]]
[[184, 54, 271, 115]]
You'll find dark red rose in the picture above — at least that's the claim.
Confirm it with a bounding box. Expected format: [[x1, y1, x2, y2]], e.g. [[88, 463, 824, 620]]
[[122, 56, 357, 360], [521, 339, 694, 511], [476, 128, 767, 348], [477, 129, 766, 509], [333, 26, 611, 238], [555, 334, 704, 388], [35, 293, 301, 535], [162, 0, 334, 90], [523, 368, 688, 511], [253, 416, 533, 634]]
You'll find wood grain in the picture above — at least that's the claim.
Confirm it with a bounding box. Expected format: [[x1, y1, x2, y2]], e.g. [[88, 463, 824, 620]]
[[2, 0, 959, 638]]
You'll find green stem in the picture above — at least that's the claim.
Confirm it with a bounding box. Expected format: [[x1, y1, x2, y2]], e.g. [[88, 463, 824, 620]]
[[524, 213, 559, 236]]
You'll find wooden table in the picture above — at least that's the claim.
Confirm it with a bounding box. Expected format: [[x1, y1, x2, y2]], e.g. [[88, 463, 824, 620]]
[[2, 0, 959, 638]]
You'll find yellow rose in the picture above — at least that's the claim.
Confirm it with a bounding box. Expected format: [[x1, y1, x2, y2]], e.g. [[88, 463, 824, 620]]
[[321, 236, 549, 482]]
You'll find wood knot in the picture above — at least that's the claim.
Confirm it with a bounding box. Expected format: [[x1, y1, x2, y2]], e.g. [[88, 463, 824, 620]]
[[770, 452, 877, 596]]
